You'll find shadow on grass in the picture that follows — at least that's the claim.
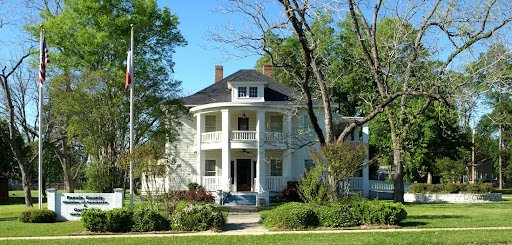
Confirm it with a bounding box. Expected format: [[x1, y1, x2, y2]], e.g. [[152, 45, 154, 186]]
[[0, 217, 17, 222], [0, 197, 45, 205], [401, 215, 466, 227]]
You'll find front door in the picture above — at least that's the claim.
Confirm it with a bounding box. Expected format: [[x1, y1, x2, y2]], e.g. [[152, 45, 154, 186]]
[[236, 159, 252, 191], [238, 117, 249, 131]]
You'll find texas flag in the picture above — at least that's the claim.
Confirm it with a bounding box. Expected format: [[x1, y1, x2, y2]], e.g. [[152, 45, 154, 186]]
[[125, 49, 133, 89]]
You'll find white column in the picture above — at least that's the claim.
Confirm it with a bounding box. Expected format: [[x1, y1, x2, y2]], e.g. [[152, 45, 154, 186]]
[[354, 126, 360, 143], [196, 113, 204, 185], [284, 114, 292, 181], [221, 109, 231, 191], [256, 110, 266, 193], [362, 123, 370, 197]]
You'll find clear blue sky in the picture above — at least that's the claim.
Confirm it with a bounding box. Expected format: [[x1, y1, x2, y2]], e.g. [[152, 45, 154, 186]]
[[161, 1, 260, 96]]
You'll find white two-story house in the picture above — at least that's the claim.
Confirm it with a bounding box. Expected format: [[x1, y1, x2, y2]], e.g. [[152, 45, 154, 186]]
[[144, 65, 369, 204]]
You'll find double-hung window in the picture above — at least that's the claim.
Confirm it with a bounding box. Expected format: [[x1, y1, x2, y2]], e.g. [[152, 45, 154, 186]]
[[205, 160, 216, 176], [249, 87, 258, 97], [238, 87, 247, 97], [270, 159, 283, 176]]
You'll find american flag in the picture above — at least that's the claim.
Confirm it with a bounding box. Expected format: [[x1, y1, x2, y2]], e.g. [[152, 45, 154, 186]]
[[39, 36, 50, 86]]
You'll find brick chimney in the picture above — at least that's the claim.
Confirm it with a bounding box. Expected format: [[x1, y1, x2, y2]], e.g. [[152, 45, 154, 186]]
[[215, 65, 223, 82], [263, 65, 272, 77]]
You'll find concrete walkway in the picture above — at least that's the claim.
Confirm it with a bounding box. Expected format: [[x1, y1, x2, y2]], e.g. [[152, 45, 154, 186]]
[[223, 205, 265, 233]]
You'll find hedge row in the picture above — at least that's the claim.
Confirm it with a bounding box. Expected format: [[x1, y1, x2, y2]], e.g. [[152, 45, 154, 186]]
[[18, 209, 56, 223], [262, 201, 407, 230], [82, 203, 224, 233], [407, 183, 494, 194]]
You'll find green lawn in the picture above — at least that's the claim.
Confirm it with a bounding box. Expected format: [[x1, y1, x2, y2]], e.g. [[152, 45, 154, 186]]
[[2, 192, 512, 241], [402, 202, 512, 228], [3, 230, 512, 244]]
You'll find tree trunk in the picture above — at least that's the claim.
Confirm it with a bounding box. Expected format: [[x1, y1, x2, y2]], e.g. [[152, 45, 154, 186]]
[[19, 162, 33, 207], [60, 136, 75, 193], [389, 114, 404, 203], [0, 178, 8, 201]]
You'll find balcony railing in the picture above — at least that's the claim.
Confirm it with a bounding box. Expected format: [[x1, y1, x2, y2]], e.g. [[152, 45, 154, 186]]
[[231, 131, 256, 141], [265, 132, 286, 142], [266, 176, 286, 192], [201, 131, 222, 143], [203, 176, 222, 191]]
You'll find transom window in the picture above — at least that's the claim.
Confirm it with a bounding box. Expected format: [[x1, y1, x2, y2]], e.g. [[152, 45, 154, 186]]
[[205, 160, 216, 176], [270, 159, 283, 176], [249, 87, 258, 97], [238, 87, 247, 97]]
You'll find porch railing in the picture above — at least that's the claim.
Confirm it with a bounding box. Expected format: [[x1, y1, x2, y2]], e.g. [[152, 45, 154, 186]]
[[202, 176, 222, 191], [350, 177, 363, 190], [265, 132, 286, 142], [201, 131, 222, 143], [232, 131, 256, 141], [266, 176, 287, 192]]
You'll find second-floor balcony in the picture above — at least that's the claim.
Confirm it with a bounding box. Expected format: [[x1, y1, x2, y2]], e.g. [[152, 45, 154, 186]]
[[200, 131, 286, 144]]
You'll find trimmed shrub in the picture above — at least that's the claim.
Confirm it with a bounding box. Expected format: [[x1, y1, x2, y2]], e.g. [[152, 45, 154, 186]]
[[317, 203, 360, 227], [278, 181, 302, 202], [18, 209, 56, 223], [82, 209, 108, 232], [262, 202, 319, 229], [480, 183, 494, 193], [172, 203, 225, 231], [106, 208, 133, 232], [444, 183, 460, 193], [408, 183, 494, 194], [353, 201, 407, 225], [407, 183, 429, 193], [132, 206, 169, 232], [466, 184, 481, 193]]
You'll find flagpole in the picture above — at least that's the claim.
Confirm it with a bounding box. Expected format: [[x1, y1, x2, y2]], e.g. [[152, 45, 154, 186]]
[[129, 24, 134, 209], [38, 28, 44, 209]]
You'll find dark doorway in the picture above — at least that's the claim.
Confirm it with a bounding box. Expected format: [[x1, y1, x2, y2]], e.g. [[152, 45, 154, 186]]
[[238, 117, 249, 131], [236, 159, 252, 191]]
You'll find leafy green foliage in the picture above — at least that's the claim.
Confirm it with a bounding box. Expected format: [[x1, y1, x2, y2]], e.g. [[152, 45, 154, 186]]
[[262, 202, 319, 230], [311, 143, 367, 200], [85, 160, 124, 193], [297, 162, 328, 206], [105, 208, 133, 233], [434, 157, 466, 183], [171, 203, 225, 231], [316, 203, 359, 228], [131, 206, 169, 232], [27, 0, 187, 192], [353, 201, 407, 225], [81, 209, 108, 232], [408, 183, 495, 194], [18, 209, 56, 223]]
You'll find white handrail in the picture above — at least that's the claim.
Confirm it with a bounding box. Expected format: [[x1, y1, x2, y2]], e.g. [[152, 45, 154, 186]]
[[201, 131, 222, 143], [232, 131, 256, 140]]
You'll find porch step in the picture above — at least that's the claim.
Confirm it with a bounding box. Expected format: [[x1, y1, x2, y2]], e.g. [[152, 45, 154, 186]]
[[223, 193, 257, 206]]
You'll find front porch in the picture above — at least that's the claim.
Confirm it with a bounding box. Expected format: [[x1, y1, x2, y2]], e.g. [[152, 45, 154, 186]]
[[196, 149, 290, 194]]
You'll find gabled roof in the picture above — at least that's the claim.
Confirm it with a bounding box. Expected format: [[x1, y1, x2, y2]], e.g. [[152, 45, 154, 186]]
[[182, 69, 300, 106]]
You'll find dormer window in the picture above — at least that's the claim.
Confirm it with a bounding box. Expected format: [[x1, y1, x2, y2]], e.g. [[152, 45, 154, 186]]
[[238, 87, 247, 97], [237, 86, 258, 98], [249, 87, 258, 97], [229, 81, 266, 102]]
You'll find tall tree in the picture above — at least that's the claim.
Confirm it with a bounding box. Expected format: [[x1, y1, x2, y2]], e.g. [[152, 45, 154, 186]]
[[217, 0, 512, 202], [28, 0, 186, 192]]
